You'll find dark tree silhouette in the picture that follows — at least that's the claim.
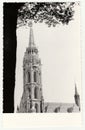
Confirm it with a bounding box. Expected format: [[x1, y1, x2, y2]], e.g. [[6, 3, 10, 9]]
[[3, 2, 76, 113], [3, 3, 24, 113]]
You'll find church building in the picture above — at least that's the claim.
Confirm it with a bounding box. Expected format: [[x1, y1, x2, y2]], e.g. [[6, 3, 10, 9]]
[[17, 22, 80, 113]]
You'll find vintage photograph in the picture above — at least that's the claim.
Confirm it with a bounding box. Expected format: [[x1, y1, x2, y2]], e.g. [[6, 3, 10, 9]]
[[3, 2, 81, 113]]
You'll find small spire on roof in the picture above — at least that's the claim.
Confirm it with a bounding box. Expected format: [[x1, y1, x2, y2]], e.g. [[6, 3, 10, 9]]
[[75, 83, 78, 95]]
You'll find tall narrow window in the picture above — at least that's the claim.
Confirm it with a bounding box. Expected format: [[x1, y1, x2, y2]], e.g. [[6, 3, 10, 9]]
[[34, 87, 37, 99], [34, 87, 39, 99], [34, 71, 37, 82], [28, 72, 30, 83]]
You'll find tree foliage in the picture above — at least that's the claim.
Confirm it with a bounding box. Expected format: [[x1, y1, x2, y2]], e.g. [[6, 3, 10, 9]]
[[17, 2, 75, 27]]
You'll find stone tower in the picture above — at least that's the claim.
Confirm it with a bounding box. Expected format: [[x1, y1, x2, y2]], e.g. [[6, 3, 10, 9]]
[[17, 22, 44, 113], [74, 83, 80, 111]]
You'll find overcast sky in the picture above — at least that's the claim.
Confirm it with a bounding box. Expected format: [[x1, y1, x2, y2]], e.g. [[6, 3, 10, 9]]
[[14, 5, 81, 112]]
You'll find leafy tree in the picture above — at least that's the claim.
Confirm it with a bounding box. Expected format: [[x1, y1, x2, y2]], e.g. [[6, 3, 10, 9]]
[[17, 2, 75, 27]]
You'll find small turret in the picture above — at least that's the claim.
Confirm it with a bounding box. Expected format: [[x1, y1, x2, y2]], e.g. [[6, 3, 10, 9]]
[[74, 83, 80, 111]]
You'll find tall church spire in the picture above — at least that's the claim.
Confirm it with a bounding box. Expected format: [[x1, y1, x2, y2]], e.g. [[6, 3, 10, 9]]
[[17, 21, 44, 113], [28, 21, 35, 47]]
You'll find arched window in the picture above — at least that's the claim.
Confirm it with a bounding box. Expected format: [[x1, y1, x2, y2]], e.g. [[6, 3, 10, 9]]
[[28, 72, 30, 83], [34, 71, 37, 82], [34, 87, 39, 99], [34, 87, 37, 99]]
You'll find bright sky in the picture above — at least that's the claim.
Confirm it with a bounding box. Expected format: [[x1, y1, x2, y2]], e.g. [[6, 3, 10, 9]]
[[14, 5, 81, 112]]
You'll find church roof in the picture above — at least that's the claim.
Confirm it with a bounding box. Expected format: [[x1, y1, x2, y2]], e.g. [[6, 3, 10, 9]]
[[44, 102, 79, 113]]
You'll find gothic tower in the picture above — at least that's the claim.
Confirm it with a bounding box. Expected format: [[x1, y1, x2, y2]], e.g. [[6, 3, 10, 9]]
[[17, 22, 44, 113]]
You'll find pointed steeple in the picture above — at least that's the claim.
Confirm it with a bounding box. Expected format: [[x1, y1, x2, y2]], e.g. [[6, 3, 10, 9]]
[[75, 83, 78, 95], [28, 21, 35, 47]]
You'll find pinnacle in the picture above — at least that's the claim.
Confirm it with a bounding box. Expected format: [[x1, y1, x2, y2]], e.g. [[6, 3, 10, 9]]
[[75, 83, 78, 95], [28, 21, 35, 47]]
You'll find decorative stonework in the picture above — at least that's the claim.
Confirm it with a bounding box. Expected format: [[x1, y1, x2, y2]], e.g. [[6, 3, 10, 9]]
[[17, 23, 44, 113]]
